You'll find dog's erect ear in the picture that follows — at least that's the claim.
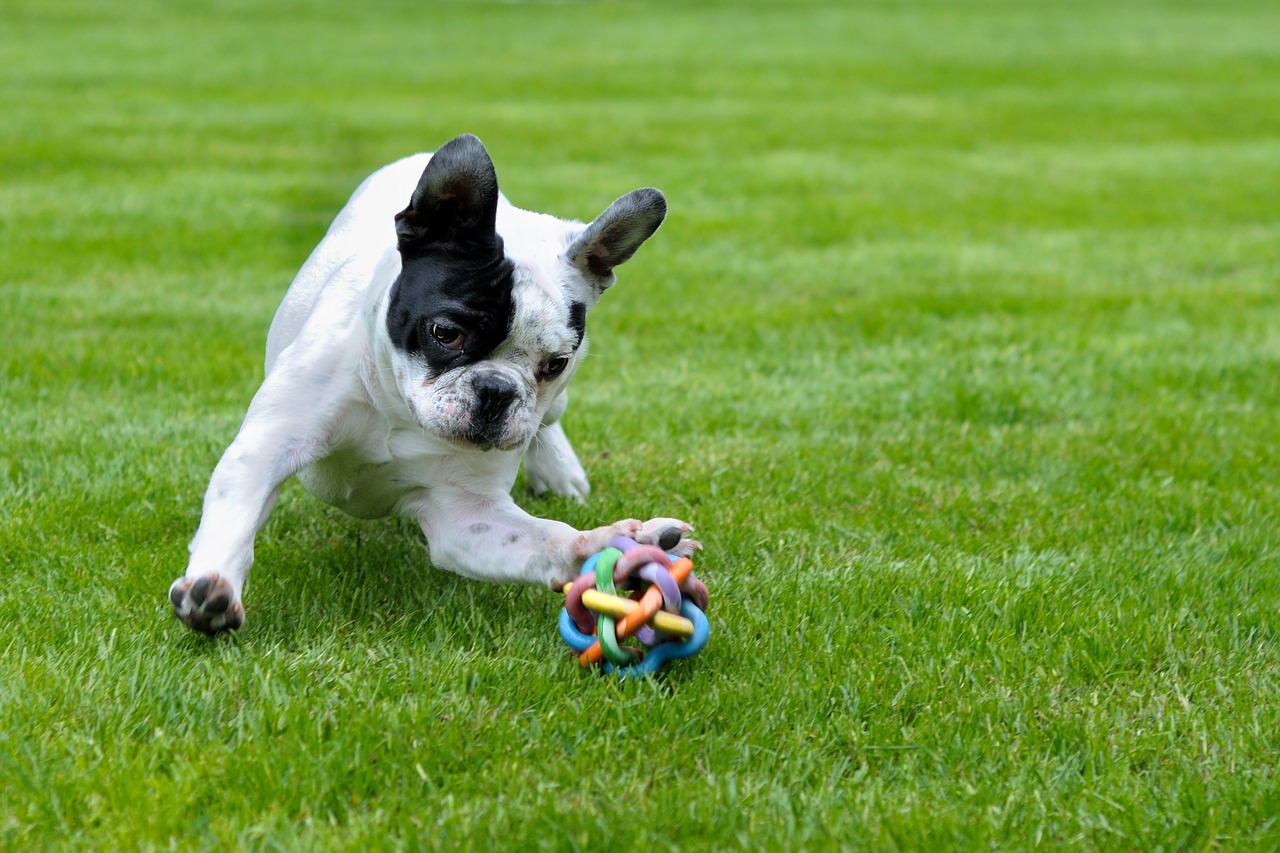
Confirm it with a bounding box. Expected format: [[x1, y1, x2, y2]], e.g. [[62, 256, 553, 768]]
[[566, 188, 666, 290], [395, 134, 500, 252]]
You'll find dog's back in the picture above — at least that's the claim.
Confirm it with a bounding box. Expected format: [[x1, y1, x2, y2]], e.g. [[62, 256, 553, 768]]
[[264, 154, 432, 371]]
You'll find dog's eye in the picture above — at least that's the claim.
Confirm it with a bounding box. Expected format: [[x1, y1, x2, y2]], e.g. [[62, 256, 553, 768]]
[[430, 323, 465, 351], [541, 356, 569, 381]]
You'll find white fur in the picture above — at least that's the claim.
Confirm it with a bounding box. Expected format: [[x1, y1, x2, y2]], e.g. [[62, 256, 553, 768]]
[[169, 151, 693, 633]]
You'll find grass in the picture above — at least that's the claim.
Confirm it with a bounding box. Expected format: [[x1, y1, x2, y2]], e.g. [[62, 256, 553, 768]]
[[3, 0, 1280, 848]]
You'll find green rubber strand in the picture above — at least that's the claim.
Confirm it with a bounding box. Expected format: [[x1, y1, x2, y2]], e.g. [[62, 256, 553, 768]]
[[592, 548, 637, 667]]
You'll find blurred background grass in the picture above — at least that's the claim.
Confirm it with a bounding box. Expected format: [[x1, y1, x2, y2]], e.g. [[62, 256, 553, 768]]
[[2, 0, 1280, 848]]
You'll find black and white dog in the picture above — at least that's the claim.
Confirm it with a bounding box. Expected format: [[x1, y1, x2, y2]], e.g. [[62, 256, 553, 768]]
[[169, 134, 697, 634]]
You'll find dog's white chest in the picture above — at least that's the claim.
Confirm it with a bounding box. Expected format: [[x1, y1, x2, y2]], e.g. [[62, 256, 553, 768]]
[[295, 373, 519, 519]]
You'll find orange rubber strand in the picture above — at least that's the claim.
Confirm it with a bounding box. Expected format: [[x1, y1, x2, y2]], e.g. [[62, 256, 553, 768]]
[[578, 557, 694, 667]]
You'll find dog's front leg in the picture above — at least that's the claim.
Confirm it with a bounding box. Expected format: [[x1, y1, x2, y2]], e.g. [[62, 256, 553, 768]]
[[524, 421, 590, 502], [168, 356, 341, 634], [523, 392, 590, 502], [416, 489, 697, 591]]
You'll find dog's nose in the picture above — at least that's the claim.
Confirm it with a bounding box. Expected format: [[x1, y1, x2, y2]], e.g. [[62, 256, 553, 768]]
[[473, 374, 517, 422]]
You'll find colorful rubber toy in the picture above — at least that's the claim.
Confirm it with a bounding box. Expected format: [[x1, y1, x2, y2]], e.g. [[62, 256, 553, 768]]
[[559, 535, 710, 678]]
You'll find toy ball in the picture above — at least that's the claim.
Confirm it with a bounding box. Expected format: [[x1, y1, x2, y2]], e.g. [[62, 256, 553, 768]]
[[558, 535, 710, 678]]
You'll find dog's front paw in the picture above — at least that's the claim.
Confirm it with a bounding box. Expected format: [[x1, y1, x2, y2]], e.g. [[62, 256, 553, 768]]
[[545, 519, 643, 590], [545, 519, 699, 591], [637, 518, 701, 557], [169, 574, 244, 635], [572, 519, 643, 560]]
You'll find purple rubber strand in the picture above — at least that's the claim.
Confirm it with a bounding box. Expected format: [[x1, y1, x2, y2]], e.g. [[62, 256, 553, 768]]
[[638, 562, 682, 614], [608, 535, 639, 552], [614, 546, 672, 584], [618, 553, 672, 646], [618, 547, 678, 645], [633, 562, 684, 645]]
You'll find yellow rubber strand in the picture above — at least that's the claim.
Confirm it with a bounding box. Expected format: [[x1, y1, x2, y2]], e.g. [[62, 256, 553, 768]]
[[578, 588, 695, 639]]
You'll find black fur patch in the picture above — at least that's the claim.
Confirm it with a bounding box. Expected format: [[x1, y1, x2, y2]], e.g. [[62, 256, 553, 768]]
[[385, 135, 515, 375], [568, 300, 587, 348], [384, 244, 515, 375]]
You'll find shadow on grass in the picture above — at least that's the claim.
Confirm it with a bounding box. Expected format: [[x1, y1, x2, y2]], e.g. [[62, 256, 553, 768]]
[[211, 489, 576, 653]]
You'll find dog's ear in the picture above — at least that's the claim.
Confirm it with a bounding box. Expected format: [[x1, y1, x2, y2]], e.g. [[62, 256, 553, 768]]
[[566, 188, 666, 290], [395, 134, 500, 252]]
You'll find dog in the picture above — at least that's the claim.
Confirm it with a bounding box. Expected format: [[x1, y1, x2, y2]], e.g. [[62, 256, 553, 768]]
[[169, 134, 697, 634]]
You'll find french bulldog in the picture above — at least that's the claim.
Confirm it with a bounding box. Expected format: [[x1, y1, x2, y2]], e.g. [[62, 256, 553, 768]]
[[169, 133, 696, 634]]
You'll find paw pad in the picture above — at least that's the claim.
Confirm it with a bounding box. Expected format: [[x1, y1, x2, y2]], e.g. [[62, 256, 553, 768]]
[[169, 574, 244, 636]]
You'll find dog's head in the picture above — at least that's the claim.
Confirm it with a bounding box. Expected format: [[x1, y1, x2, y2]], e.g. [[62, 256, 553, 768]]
[[383, 134, 666, 451]]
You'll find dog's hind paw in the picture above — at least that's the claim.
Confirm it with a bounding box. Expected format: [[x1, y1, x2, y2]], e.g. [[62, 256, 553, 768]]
[[169, 574, 244, 635]]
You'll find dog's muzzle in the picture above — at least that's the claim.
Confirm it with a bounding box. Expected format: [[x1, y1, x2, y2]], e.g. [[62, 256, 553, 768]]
[[466, 374, 520, 449]]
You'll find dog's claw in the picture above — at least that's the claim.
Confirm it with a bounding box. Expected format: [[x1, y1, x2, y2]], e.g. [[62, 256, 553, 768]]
[[669, 538, 702, 558], [169, 574, 244, 635]]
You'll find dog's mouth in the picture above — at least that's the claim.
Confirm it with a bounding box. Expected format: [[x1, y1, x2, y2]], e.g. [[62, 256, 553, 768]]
[[428, 420, 528, 453], [453, 432, 527, 453]]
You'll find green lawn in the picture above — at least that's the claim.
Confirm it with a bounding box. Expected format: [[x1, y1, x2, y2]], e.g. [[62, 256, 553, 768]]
[[3, 0, 1280, 848]]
